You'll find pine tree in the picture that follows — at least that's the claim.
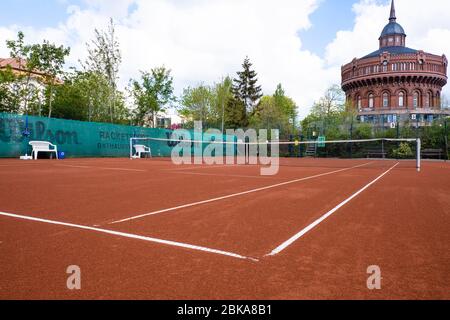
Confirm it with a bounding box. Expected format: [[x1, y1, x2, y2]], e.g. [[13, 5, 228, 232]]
[[232, 57, 262, 114]]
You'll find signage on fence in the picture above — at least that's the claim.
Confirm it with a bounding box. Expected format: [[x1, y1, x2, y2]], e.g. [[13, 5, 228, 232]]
[[318, 136, 326, 148]]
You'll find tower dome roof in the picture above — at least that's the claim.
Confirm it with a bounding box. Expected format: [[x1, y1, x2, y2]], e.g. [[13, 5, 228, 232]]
[[380, 21, 405, 37]]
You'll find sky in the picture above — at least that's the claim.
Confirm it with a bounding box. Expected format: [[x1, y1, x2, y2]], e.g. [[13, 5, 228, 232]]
[[1, 0, 449, 120]]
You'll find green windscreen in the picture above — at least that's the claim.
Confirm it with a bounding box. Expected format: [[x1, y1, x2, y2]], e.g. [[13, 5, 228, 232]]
[[0, 113, 175, 158]]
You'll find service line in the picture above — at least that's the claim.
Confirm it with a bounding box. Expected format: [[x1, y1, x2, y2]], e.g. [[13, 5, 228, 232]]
[[55, 164, 146, 172], [109, 162, 374, 225]]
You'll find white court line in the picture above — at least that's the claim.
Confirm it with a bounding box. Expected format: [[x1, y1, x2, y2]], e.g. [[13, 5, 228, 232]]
[[0, 163, 49, 167], [164, 164, 233, 171], [56, 164, 146, 172], [110, 162, 374, 225], [0, 211, 257, 262], [171, 171, 278, 180], [267, 162, 399, 257]]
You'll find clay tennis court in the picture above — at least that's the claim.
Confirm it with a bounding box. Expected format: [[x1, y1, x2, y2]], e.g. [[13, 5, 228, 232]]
[[0, 157, 449, 299]]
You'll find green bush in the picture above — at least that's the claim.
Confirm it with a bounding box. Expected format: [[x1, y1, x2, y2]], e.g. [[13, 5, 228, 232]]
[[392, 142, 414, 159]]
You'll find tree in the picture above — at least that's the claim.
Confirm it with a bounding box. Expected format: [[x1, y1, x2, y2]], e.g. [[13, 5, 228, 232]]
[[0, 67, 20, 113], [129, 67, 175, 127], [180, 84, 214, 126], [49, 70, 128, 123], [249, 84, 298, 136], [213, 76, 233, 133], [224, 97, 247, 129], [37, 41, 70, 118], [6, 31, 42, 115], [82, 18, 122, 122], [49, 73, 88, 121], [250, 96, 281, 131], [273, 84, 297, 124], [232, 57, 262, 113], [311, 84, 345, 117]]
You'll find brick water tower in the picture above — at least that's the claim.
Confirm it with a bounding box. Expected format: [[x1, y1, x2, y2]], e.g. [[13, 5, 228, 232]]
[[341, 0, 449, 126]]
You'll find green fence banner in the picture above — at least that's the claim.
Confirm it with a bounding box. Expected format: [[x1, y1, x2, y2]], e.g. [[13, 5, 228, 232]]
[[0, 113, 175, 158]]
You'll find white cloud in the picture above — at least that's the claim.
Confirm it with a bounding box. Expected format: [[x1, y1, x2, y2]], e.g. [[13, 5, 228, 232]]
[[0, 0, 449, 121], [1, 0, 334, 119]]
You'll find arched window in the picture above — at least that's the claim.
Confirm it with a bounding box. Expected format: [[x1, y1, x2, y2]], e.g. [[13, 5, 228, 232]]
[[413, 92, 420, 108], [383, 92, 389, 108], [368, 93, 374, 109], [357, 96, 362, 109], [425, 92, 431, 108], [398, 92, 405, 107]]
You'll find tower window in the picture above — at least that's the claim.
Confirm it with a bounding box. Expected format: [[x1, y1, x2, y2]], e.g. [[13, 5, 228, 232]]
[[369, 94, 374, 109], [357, 96, 362, 109], [413, 92, 419, 108], [383, 93, 389, 108], [399, 92, 405, 107]]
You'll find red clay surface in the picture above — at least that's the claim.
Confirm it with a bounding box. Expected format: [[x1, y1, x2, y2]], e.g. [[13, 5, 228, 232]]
[[0, 157, 449, 299]]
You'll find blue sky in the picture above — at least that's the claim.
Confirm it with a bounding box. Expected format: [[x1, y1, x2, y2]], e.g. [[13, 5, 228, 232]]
[[0, 0, 82, 28], [300, 0, 357, 56]]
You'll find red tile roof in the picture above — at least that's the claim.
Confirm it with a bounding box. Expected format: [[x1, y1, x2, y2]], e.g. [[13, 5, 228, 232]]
[[0, 57, 63, 84], [0, 57, 28, 70]]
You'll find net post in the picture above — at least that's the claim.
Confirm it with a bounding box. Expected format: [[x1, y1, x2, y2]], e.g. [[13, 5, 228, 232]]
[[416, 138, 421, 172], [130, 137, 133, 160]]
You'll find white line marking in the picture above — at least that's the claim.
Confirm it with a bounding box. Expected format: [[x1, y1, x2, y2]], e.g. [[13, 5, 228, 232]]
[[0, 211, 257, 261], [110, 162, 374, 225], [171, 171, 278, 180], [56, 164, 146, 172], [56, 164, 91, 169], [164, 164, 232, 171], [266, 162, 399, 256]]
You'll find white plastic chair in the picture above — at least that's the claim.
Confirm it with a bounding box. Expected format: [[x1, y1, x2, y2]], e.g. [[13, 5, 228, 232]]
[[133, 144, 151, 159], [29, 141, 58, 160]]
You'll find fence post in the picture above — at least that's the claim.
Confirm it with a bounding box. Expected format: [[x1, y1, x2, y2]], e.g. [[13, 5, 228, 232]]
[[445, 118, 449, 161], [417, 138, 421, 172], [349, 117, 354, 158]]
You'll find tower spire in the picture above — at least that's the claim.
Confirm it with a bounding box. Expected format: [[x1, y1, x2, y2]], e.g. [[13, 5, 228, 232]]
[[389, 0, 397, 22]]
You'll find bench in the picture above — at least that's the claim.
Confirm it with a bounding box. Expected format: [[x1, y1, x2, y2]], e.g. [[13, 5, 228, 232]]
[[132, 144, 151, 159], [421, 149, 443, 159], [29, 141, 59, 160], [366, 149, 387, 158]]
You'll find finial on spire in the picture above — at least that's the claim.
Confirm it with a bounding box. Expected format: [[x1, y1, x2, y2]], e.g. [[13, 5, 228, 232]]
[[389, 0, 397, 22]]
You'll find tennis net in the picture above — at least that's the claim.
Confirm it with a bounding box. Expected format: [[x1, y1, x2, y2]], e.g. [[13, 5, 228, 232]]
[[130, 136, 421, 170]]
